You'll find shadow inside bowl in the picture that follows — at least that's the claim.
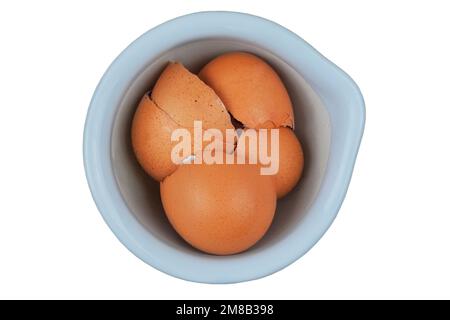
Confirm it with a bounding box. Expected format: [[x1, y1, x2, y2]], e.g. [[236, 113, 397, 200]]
[[111, 38, 331, 257]]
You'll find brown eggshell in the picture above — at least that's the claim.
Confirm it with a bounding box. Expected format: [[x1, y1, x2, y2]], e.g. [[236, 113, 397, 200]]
[[199, 52, 294, 129], [237, 127, 304, 199], [151, 62, 234, 131], [132, 61, 239, 181], [160, 157, 277, 255], [131, 94, 180, 181]]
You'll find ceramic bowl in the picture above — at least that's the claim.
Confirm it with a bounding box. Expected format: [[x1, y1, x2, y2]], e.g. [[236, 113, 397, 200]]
[[83, 11, 365, 283]]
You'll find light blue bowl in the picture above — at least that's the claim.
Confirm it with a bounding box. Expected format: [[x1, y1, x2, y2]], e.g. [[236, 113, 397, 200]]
[[83, 11, 365, 283]]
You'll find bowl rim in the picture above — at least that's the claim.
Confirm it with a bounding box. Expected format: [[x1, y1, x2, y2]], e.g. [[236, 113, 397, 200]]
[[83, 11, 366, 284]]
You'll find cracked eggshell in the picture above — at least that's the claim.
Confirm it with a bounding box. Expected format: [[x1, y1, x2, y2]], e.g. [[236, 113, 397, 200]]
[[237, 127, 304, 199], [160, 156, 277, 255], [131, 95, 235, 181], [132, 63, 237, 181], [131, 94, 181, 181], [151, 62, 234, 131], [199, 52, 294, 129]]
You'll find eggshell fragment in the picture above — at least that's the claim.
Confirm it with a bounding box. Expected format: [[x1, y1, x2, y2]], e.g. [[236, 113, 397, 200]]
[[199, 52, 294, 129], [132, 62, 238, 181], [152, 62, 234, 131], [131, 94, 180, 181], [160, 157, 277, 255], [237, 127, 304, 199]]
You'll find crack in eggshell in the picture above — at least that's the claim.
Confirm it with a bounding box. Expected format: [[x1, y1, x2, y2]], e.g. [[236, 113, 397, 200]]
[[151, 62, 234, 131], [134, 88, 236, 181], [147, 92, 182, 127], [131, 95, 180, 181], [279, 113, 295, 129], [151, 93, 237, 159]]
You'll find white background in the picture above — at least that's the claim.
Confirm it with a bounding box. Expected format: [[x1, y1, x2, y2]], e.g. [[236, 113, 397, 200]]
[[1, 0, 449, 300]]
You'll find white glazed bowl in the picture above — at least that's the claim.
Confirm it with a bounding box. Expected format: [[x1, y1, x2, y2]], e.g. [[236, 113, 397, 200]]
[[83, 11, 365, 283]]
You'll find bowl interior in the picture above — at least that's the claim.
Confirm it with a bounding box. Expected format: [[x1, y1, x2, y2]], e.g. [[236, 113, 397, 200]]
[[111, 38, 330, 257]]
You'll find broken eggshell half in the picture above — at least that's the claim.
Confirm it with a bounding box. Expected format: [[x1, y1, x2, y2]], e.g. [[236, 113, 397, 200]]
[[131, 62, 236, 181]]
